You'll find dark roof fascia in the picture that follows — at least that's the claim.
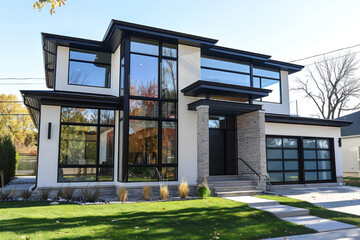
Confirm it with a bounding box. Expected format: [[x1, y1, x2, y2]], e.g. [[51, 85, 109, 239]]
[[265, 113, 352, 127], [204, 45, 271, 62], [42, 32, 108, 52], [181, 80, 271, 99], [20, 90, 123, 109], [263, 60, 304, 74], [107, 20, 218, 46], [188, 99, 263, 115]]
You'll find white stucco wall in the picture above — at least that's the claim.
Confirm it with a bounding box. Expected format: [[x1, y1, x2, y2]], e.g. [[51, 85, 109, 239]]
[[256, 70, 290, 115], [177, 44, 200, 185], [54, 46, 120, 97], [342, 136, 360, 176], [265, 122, 343, 181], [37, 105, 119, 188]]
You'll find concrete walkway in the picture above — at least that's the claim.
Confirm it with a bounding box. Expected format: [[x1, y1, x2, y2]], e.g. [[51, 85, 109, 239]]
[[225, 196, 357, 235], [269, 186, 360, 216], [0, 176, 35, 192], [264, 228, 360, 240]]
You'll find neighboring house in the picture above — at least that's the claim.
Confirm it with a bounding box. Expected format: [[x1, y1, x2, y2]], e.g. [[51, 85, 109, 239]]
[[338, 111, 360, 177], [21, 20, 351, 196]]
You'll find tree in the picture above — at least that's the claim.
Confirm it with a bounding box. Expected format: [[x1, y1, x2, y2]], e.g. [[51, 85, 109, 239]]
[[0, 136, 17, 186], [33, 0, 66, 15], [295, 52, 360, 119], [0, 94, 37, 147]]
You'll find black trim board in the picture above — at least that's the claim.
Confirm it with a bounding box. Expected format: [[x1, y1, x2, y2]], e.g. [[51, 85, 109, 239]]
[[265, 114, 352, 127], [21, 90, 124, 128], [181, 80, 271, 100], [188, 99, 263, 115]]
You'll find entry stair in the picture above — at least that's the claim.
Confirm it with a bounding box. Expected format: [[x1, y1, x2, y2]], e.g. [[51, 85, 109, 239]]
[[226, 196, 357, 235], [207, 175, 263, 197]]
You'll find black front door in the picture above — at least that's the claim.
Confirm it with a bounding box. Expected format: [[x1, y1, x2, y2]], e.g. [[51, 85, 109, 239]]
[[209, 116, 237, 175]]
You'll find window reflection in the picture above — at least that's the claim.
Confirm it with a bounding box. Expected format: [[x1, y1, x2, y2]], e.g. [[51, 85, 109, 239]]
[[161, 59, 177, 99], [128, 120, 158, 165], [162, 122, 177, 164], [130, 54, 158, 97], [69, 49, 111, 88]]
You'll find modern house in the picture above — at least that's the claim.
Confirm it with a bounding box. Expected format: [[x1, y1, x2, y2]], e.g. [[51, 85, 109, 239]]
[[21, 20, 351, 197], [338, 111, 360, 177]]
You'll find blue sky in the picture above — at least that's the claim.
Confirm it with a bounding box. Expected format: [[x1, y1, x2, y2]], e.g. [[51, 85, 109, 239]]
[[1, 0, 360, 115]]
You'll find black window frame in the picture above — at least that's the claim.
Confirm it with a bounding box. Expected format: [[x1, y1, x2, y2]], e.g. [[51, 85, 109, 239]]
[[58, 107, 115, 183], [123, 36, 178, 182], [200, 56, 282, 104], [253, 67, 282, 104], [68, 48, 112, 89], [266, 135, 336, 185]]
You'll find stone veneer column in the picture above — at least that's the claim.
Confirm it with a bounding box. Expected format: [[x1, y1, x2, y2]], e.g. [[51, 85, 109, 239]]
[[196, 105, 209, 183], [237, 110, 268, 190]]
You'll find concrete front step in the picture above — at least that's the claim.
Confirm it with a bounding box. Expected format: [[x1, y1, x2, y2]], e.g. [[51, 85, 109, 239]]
[[215, 190, 263, 197], [281, 215, 357, 232], [253, 205, 309, 218], [209, 180, 257, 187]]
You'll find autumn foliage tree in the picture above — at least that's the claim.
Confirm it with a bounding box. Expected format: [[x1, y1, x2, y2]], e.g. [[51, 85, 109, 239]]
[[33, 0, 66, 15], [0, 94, 37, 147]]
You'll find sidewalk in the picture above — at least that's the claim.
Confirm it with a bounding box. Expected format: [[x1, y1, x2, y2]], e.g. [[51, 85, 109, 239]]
[[225, 196, 357, 239]]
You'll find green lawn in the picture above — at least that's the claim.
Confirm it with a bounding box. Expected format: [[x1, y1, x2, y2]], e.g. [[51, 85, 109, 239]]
[[257, 195, 360, 226], [344, 177, 360, 187], [0, 197, 315, 240]]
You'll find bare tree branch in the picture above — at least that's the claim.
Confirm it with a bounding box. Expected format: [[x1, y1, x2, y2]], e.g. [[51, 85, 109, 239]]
[[294, 51, 360, 119]]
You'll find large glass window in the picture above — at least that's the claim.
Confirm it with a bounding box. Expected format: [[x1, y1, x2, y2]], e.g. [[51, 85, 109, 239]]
[[58, 107, 115, 182], [200, 56, 281, 103], [201, 56, 250, 87], [253, 67, 281, 103], [127, 37, 178, 182], [68, 49, 111, 88]]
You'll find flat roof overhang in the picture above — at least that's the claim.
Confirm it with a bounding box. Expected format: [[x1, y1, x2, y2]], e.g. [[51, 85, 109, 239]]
[[181, 80, 272, 100], [188, 99, 263, 115], [265, 113, 353, 127], [21, 90, 123, 128]]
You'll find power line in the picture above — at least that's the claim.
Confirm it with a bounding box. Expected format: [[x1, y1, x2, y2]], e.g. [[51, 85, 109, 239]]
[[0, 77, 45, 80], [290, 43, 360, 63], [303, 50, 360, 66]]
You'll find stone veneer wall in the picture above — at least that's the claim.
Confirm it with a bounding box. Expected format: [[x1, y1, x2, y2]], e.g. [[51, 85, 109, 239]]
[[237, 110, 268, 190], [196, 105, 209, 183]]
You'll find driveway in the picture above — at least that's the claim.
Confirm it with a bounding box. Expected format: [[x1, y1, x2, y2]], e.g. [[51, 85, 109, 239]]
[[1, 176, 36, 192], [270, 186, 360, 216]]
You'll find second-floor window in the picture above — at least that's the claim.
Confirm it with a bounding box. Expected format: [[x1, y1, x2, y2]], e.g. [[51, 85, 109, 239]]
[[68, 49, 111, 88], [201, 56, 281, 103]]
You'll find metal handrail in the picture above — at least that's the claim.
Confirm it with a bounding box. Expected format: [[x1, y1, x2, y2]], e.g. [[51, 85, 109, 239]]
[[237, 157, 261, 181], [237, 157, 272, 187]]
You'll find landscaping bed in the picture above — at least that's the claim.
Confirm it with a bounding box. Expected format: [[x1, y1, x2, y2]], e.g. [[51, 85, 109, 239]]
[[0, 197, 314, 240]]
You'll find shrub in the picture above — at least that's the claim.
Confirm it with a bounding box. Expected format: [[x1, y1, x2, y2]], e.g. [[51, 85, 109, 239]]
[[197, 177, 211, 199], [160, 183, 169, 200], [40, 189, 51, 200], [63, 186, 76, 200], [143, 186, 151, 201], [197, 185, 211, 198], [82, 186, 100, 202], [118, 188, 127, 202], [0, 190, 11, 200], [0, 136, 17, 186], [178, 178, 189, 199], [21, 190, 32, 200], [57, 188, 64, 199]]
